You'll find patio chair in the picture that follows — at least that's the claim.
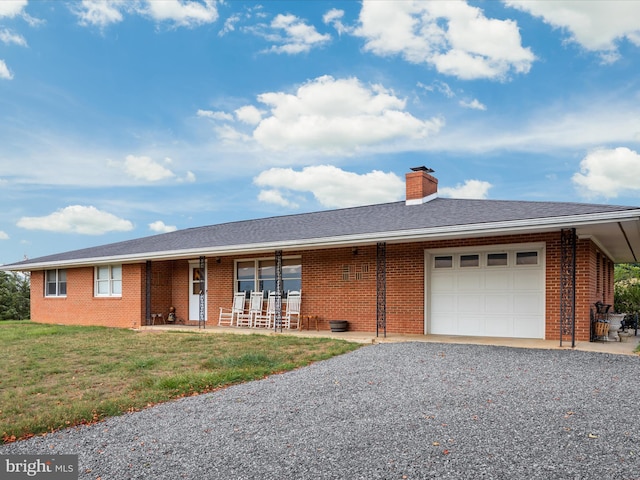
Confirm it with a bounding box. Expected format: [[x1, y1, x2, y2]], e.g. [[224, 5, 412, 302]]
[[253, 291, 276, 328], [621, 313, 638, 336], [282, 290, 301, 329], [218, 292, 245, 327], [237, 291, 263, 327]]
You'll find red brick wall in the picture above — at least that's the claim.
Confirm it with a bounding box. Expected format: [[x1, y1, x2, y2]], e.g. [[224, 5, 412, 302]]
[[29, 232, 611, 341], [30, 264, 144, 328]]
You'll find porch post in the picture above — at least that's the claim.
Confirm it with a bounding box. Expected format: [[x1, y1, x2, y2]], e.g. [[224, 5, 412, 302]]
[[274, 250, 283, 332], [198, 256, 206, 329], [560, 228, 577, 347], [145, 261, 152, 326], [377, 242, 387, 338]]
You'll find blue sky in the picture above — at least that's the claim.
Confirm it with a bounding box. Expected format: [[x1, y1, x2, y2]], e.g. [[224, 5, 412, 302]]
[[1, 0, 640, 265]]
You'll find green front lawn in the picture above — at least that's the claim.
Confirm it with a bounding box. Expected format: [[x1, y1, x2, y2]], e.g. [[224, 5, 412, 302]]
[[0, 321, 360, 443]]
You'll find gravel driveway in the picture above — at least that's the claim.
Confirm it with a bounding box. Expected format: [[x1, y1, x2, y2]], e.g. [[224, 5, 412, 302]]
[[3, 342, 640, 479]]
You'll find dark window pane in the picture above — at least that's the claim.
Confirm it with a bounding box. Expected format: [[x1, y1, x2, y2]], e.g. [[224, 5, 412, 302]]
[[434, 256, 452, 268], [460, 254, 479, 267], [487, 253, 508, 266], [516, 252, 538, 265]]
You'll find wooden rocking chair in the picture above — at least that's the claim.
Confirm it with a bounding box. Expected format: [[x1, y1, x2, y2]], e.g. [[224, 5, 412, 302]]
[[218, 292, 245, 327]]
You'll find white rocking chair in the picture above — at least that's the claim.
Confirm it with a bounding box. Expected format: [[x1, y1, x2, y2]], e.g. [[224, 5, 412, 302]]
[[218, 292, 245, 327], [237, 291, 263, 327], [282, 290, 301, 329], [253, 291, 276, 328]]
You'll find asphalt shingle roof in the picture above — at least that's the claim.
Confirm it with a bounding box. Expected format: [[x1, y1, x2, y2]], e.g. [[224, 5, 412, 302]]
[[6, 197, 640, 268]]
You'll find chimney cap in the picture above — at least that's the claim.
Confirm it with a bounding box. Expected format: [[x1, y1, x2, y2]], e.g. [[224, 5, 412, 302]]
[[410, 166, 434, 173]]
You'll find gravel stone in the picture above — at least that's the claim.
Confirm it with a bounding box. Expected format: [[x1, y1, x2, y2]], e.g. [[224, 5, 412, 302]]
[[2, 343, 640, 479]]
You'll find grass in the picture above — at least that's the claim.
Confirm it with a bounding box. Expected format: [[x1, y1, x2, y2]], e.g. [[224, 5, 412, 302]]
[[0, 321, 361, 443]]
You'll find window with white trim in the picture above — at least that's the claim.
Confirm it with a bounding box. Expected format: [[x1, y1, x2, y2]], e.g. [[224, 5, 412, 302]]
[[95, 265, 122, 297], [487, 253, 508, 267], [45, 269, 67, 297], [236, 258, 301, 297], [516, 251, 538, 265], [460, 254, 480, 268], [434, 255, 453, 268]]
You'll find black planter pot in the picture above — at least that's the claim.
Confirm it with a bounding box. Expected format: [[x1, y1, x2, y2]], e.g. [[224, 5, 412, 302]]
[[329, 320, 348, 332]]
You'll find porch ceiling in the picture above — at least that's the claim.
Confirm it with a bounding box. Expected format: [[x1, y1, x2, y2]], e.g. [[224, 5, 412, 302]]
[[576, 218, 640, 263]]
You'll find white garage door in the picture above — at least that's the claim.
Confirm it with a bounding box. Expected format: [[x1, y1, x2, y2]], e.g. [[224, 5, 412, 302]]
[[428, 247, 545, 339]]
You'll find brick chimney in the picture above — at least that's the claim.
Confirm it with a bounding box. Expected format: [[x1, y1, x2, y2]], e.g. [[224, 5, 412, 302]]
[[405, 166, 438, 205]]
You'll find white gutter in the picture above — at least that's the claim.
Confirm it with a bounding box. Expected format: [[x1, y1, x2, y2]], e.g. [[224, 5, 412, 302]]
[[4, 210, 640, 271]]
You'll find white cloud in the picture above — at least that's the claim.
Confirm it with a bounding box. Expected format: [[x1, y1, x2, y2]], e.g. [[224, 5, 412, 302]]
[[264, 13, 331, 54], [123, 155, 175, 182], [72, 0, 124, 28], [323, 8, 348, 35], [0, 0, 27, 18], [459, 99, 486, 111], [257, 189, 299, 209], [197, 109, 234, 121], [354, 0, 534, 80], [250, 75, 443, 154], [219, 13, 240, 36], [440, 179, 492, 199], [505, 1, 640, 60], [254, 165, 405, 209], [234, 105, 263, 125], [17, 205, 134, 235], [181, 171, 196, 183], [142, 0, 218, 27], [0, 231, 9, 240], [0, 60, 13, 80], [0, 29, 27, 46], [71, 0, 218, 29], [149, 220, 177, 233], [572, 147, 640, 198], [425, 97, 640, 155]]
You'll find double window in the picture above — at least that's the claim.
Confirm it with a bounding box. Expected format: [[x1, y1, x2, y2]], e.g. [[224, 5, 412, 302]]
[[236, 258, 301, 297], [45, 269, 67, 297], [95, 265, 122, 297]]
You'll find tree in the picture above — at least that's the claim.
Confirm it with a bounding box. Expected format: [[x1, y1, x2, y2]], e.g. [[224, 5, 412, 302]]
[[614, 263, 640, 314], [0, 271, 30, 320]]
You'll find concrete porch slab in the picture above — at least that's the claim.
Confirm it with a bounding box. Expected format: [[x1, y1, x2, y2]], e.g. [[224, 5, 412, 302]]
[[139, 324, 640, 356]]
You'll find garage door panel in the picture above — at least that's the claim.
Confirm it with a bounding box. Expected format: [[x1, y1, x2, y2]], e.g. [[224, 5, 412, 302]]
[[485, 316, 512, 337], [514, 270, 542, 289], [429, 248, 544, 339], [460, 316, 485, 336], [514, 294, 543, 314], [431, 274, 455, 291], [485, 271, 511, 290], [458, 272, 483, 290], [485, 294, 511, 313], [513, 316, 543, 338], [458, 294, 484, 313], [431, 294, 456, 314]]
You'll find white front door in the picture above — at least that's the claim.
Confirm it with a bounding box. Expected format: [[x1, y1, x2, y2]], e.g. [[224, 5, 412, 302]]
[[189, 261, 207, 321]]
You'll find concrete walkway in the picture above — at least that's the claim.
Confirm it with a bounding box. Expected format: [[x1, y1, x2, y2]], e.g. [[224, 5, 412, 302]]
[[140, 324, 640, 356]]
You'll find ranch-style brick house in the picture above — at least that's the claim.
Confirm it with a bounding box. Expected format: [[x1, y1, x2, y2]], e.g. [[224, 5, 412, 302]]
[[3, 167, 640, 343]]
